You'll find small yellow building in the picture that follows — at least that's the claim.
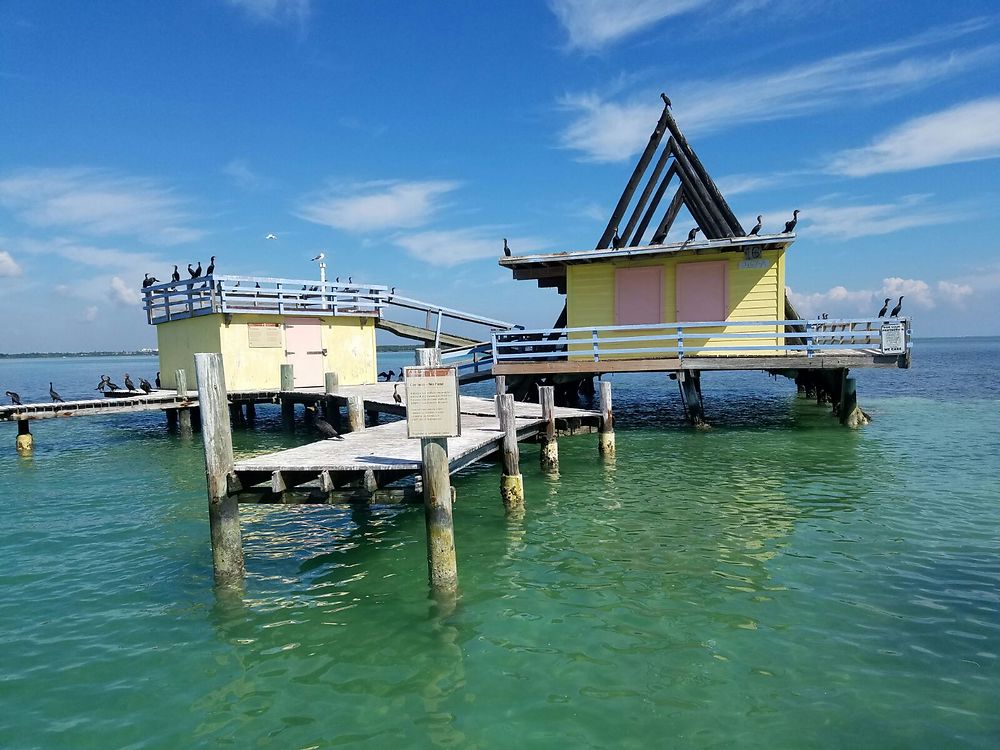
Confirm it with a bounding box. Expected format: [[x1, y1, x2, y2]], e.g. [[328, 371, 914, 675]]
[[144, 276, 383, 391]]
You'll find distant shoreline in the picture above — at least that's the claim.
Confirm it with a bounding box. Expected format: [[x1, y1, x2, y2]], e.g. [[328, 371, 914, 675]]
[[0, 344, 420, 359]]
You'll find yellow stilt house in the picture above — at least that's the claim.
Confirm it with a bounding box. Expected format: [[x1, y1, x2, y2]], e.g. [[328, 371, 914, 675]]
[[144, 276, 383, 391]]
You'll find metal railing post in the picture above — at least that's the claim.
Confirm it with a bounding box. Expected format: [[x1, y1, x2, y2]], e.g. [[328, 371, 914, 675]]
[[592, 328, 599, 361]]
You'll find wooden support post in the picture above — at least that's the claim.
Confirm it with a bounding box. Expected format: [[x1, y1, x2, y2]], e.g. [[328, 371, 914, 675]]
[[362, 468, 378, 496], [280, 363, 295, 430], [229, 402, 245, 426], [366, 409, 379, 427], [194, 352, 244, 585], [324, 372, 339, 421], [494, 375, 506, 418], [598, 380, 616, 456], [538, 385, 559, 473], [677, 371, 706, 428], [165, 408, 178, 431], [421, 436, 457, 590], [839, 375, 870, 428], [244, 401, 256, 422], [346, 395, 364, 432], [175, 368, 193, 436], [15, 419, 32, 454], [498, 393, 524, 512]]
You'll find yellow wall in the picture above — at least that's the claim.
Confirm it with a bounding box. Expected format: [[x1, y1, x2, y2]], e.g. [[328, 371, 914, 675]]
[[156, 313, 377, 391], [565, 248, 786, 357]]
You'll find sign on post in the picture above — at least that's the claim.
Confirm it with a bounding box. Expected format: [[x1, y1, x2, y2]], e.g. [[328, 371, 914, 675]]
[[880, 321, 906, 355], [404, 366, 461, 439]]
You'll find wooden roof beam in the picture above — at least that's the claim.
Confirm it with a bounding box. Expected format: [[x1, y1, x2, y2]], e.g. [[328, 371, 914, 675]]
[[668, 139, 729, 239]]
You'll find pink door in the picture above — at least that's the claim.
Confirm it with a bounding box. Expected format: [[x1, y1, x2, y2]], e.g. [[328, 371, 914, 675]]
[[615, 267, 662, 324], [676, 262, 727, 322], [284, 318, 324, 387]]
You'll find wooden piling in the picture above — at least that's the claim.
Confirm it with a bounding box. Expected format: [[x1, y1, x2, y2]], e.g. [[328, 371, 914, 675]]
[[346, 395, 365, 432], [498, 393, 524, 512], [324, 372, 339, 421], [421, 436, 457, 590], [175, 369, 192, 436], [366, 409, 379, 427], [839, 375, 870, 428], [165, 408, 178, 431], [538, 385, 559, 473], [494, 375, 506, 418], [598, 380, 616, 456], [194, 352, 245, 585], [677, 371, 707, 428], [244, 401, 256, 422], [280, 364, 295, 430], [15, 419, 32, 454]]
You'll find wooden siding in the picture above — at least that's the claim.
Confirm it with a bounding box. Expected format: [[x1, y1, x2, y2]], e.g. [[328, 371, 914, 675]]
[[566, 248, 786, 358]]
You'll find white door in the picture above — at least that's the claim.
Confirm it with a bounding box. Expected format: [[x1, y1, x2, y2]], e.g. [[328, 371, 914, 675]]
[[284, 318, 324, 387]]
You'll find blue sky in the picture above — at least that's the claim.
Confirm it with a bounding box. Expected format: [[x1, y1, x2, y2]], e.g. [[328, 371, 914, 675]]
[[1, 0, 998, 352]]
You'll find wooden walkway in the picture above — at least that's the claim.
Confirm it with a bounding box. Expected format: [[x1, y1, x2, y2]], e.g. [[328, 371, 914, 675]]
[[232, 392, 598, 496]]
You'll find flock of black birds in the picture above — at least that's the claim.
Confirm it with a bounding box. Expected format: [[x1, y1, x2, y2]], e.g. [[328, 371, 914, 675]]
[[377, 369, 405, 382], [142, 256, 217, 288], [5, 371, 163, 406]]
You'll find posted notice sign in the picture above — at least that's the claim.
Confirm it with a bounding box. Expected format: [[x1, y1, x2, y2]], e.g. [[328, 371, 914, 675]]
[[880, 321, 906, 355], [404, 366, 462, 439]]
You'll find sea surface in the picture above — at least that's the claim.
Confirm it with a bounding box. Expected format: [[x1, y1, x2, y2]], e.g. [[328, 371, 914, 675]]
[[1, 340, 998, 749]]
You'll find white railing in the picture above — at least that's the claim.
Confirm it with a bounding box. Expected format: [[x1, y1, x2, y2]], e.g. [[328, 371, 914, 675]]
[[440, 341, 495, 381], [491, 318, 912, 362], [142, 275, 388, 324]]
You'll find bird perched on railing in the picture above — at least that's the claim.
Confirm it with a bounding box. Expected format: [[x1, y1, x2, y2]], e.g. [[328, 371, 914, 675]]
[[139, 378, 153, 394], [206, 256, 216, 276], [890, 296, 904, 317], [105, 378, 121, 391], [6, 390, 21, 405], [503, 238, 511, 257], [49, 383, 65, 403], [171, 265, 180, 282], [124, 374, 136, 392], [783, 210, 799, 233], [393, 383, 403, 405], [877, 298, 890, 317], [749, 215, 763, 236], [188, 262, 201, 278], [95, 375, 111, 392], [306, 406, 343, 440], [141, 273, 159, 288]]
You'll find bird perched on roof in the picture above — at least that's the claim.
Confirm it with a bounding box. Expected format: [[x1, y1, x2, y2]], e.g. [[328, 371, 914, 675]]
[[393, 383, 403, 405], [877, 298, 890, 318], [661, 92, 672, 107], [612, 226, 623, 250], [306, 406, 343, 440], [783, 210, 799, 233], [503, 238, 511, 257], [749, 215, 763, 236], [49, 382, 65, 403], [171, 265, 180, 282], [124, 373, 136, 392], [687, 227, 701, 242], [266, 233, 278, 240], [890, 296, 904, 317], [6, 391, 21, 405], [206, 256, 216, 276], [139, 378, 152, 394], [311, 253, 325, 262], [188, 262, 201, 278]]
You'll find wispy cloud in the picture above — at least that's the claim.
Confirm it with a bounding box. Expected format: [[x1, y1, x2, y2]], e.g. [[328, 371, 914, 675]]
[[82, 305, 99, 322], [828, 96, 1000, 177], [0, 250, 22, 277], [225, 0, 309, 24], [393, 228, 544, 267], [559, 20, 997, 161], [549, 0, 709, 51], [799, 194, 971, 240], [109, 276, 138, 306], [0, 167, 202, 245], [298, 179, 460, 233], [222, 158, 270, 190]]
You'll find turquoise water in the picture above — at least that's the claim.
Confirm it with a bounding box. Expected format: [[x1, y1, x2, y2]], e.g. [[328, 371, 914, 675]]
[[1, 342, 998, 748]]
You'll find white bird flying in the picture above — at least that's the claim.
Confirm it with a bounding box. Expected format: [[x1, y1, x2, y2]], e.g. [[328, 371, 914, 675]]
[[266, 233, 278, 240]]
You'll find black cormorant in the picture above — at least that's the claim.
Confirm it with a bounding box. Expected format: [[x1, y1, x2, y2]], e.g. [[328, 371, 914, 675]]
[[106, 379, 121, 391], [877, 298, 890, 318], [139, 378, 152, 394], [890, 296, 904, 317], [171, 265, 180, 282], [686, 227, 701, 242], [783, 210, 799, 233], [49, 383, 65, 403], [393, 383, 402, 405], [6, 391, 21, 405], [612, 227, 622, 250], [503, 239, 511, 257], [155, 372, 161, 389], [306, 406, 343, 440], [660, 92, 672, 107], [95, 375, 110, 391], [124, 374, 136, 391], [206, 256, 216, 276], [749, 215, 763, 236]]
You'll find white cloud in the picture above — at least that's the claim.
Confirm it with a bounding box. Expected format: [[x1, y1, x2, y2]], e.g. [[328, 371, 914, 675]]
[[549, 0, 709, 51], [83, 305, 99, 322], [881, 277, 933, 308], [225, 0, 309, 23], [937, 280, 973, 304], [0, 250, 22, 277], [109, 276, 139, 307], [828, 96, 1000, 177], [393, 229, 544, 267], [0, 167, 202, 245], [788, 276, 964, 318], [798, 194, 970, 240], [298, 179, 460, 233], [222, 158, 268, 190], [558, 22, 997, 161]]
